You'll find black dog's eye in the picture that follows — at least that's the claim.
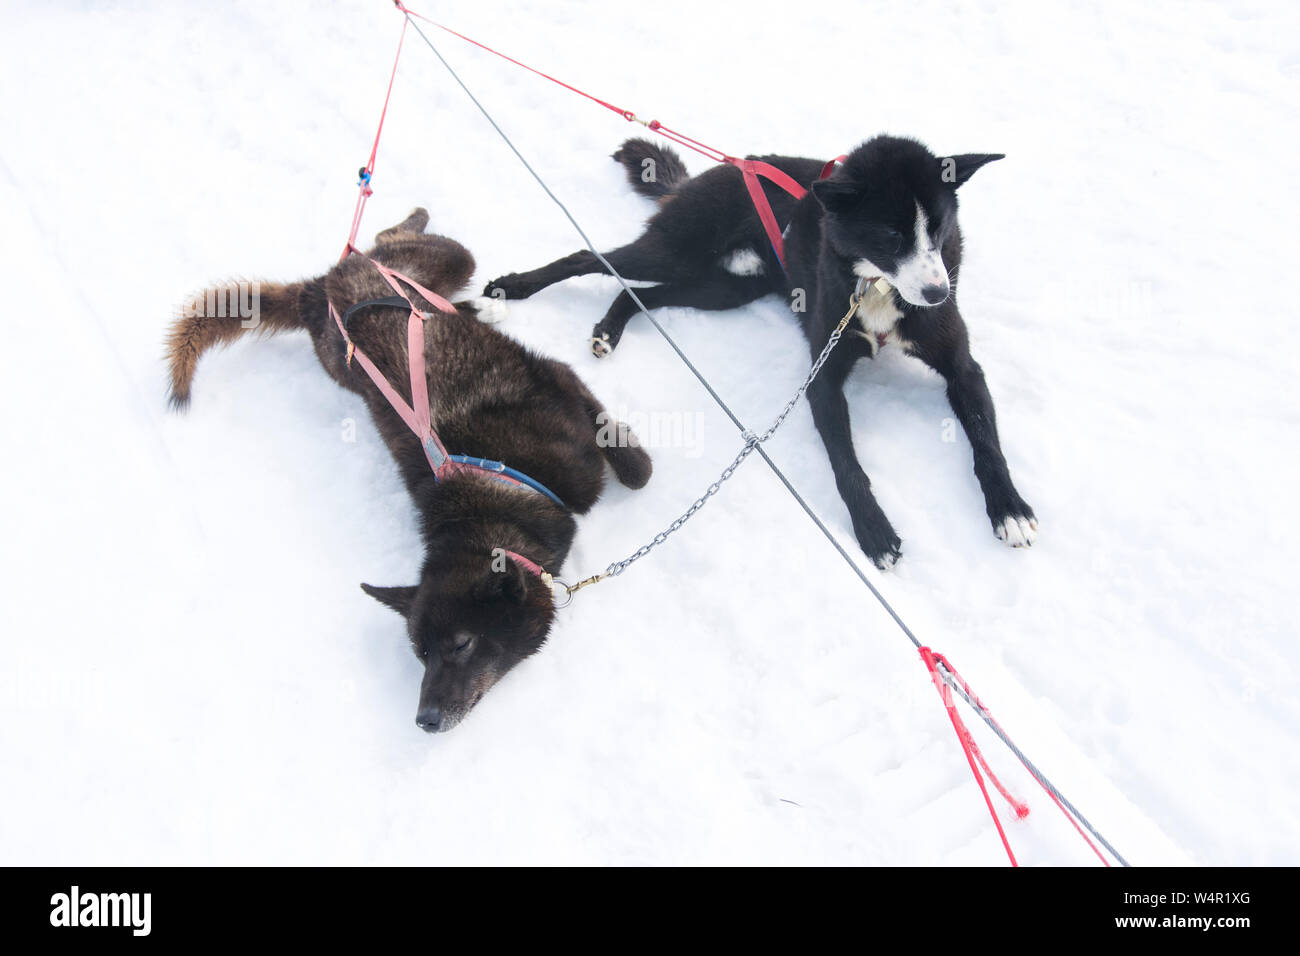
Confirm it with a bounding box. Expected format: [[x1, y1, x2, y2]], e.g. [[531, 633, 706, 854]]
[[880, 228, 903, 253]]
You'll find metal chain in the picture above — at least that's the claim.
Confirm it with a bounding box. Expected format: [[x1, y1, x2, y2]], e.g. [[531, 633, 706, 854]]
[[553, 277, 873, 604]]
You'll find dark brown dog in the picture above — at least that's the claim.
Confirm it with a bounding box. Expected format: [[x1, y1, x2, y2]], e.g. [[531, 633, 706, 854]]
[[167, 209, 652, 731]]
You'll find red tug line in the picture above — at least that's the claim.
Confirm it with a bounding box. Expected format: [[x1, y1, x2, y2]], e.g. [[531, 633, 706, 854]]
[[394, 1, 841, 269]]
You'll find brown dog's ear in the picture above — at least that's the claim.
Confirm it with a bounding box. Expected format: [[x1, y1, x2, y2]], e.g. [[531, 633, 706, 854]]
[[360, 583, 419, 616], [938, 154, 1005, 188], [374, 207, 430, 245]]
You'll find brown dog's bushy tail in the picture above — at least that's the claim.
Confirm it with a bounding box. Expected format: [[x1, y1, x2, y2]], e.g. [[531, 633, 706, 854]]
[[165, 279, 305, 409], [613, 137, 690, 202]]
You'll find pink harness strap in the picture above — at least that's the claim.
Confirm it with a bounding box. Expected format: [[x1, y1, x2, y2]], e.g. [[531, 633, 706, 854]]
[[502, 549, 550, 584], [328, 250, 456, 468], [327, 253, 557, 587], [367, 255, 453, 459]]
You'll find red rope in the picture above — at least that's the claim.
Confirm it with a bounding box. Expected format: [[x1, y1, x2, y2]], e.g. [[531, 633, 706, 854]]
[[395, 3, 812, 267], [401, 3, 733, 170], [646, 122, 729, 164], [929, 650, 1113, 867], [343, 16, 409, 260], [399, 3, 737, 166], [399, 4, 632, 121], [920, 646, 1022, 866]]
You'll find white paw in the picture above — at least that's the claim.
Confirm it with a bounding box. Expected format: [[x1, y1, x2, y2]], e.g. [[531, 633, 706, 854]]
[[591, 332, 611, 358], [470, 295, 508, 324], [995, 515, 1038, 548]]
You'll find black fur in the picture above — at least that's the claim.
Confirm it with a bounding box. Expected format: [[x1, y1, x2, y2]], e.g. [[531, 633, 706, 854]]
[[486, 137, 1034, 567], [612, 137, 691, 201], [168, 209, 652, 731]]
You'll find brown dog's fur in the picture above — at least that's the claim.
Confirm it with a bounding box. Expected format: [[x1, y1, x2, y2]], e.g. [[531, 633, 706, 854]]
[[166, 209, 652, 732], [167, 279, 302, 409]]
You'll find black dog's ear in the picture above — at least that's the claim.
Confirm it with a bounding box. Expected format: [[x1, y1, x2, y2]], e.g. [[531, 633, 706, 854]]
[[811, 178, 861, 213], [939, 154, 1005, 188], [473, 560, 528, 605], [360, 583, 419, 616]]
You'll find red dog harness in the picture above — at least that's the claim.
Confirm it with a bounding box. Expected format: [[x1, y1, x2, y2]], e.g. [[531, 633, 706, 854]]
[[727, 153, 847, 267]]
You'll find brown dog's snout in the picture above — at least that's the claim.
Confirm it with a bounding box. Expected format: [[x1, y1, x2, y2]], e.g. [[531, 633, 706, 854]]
[[415, 705, 443, 733], [417, 661, 445, 732]]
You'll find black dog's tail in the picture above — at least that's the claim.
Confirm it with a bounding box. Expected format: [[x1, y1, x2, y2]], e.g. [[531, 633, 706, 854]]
[[613, 138, 690, 202]]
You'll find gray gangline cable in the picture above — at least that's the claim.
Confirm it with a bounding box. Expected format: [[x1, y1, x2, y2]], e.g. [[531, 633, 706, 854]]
[[402, 11, 1130, 867]]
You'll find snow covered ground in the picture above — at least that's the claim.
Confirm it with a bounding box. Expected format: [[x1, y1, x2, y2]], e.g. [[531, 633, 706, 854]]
[[1, 0, 1297, 865]]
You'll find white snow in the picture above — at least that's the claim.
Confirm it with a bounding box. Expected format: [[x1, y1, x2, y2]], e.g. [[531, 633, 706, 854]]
[[1, 0, 1297, 865]]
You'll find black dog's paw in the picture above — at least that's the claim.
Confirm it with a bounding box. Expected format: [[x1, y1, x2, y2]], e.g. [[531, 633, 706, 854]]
[[852, 513, 903, 570], [590, 321, 623, 358], [867, 536, 903, 571], [484, 273, 541, 301], [840, 476, 903, 569], [993, 512, 1038, 548], [988, 494, 1038, 548]]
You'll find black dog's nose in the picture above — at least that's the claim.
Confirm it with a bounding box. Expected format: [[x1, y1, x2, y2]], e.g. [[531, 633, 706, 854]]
[[921, 284, 949, 305], [415, 707, 442, 733]]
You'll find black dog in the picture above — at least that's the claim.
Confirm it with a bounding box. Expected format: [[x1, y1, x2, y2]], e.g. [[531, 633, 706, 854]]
[[168, 209, 652, 731], [487, 136, 1035, 569]]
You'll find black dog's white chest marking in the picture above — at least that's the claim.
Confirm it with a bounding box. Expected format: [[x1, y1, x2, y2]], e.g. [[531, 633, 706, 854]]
[[852, 282, 911, 356]]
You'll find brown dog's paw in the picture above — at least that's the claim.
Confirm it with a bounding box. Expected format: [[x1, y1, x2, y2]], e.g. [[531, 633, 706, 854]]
[[467, 296, 508, 324]]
